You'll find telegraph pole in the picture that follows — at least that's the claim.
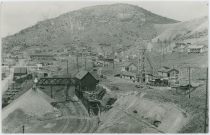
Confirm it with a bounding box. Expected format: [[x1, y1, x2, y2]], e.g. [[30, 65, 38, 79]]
[[50, 86, 53, 98], [141, 49, 146, 83], [66, 59, 69, 74], [112, 47, 115, 69], [204, 67, 208, 133], [85, 57, 87, 70], [138, 48, 141, 83], [22, 125, 25, 133], [76, 54, 79, 72], [188, 66, 191, 99]]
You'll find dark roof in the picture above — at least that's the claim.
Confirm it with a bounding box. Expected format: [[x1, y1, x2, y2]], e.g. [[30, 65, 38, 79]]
[[75, 70, 89, 80], [14, 67, 27, 74], [75, 70, 99, 81], [89, 71, 100, 81]]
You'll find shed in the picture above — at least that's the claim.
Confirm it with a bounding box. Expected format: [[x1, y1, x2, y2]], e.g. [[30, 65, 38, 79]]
[[75, 70, 99, 92]]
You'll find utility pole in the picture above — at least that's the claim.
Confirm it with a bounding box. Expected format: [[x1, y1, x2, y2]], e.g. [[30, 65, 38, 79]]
[[85, 56, 87, 70], [76, 54, 79, 72], [137, 48, 141, 83], [112, 47, 115, 69], [22, 125, 25, 133], [204, 67, 208, 133], [141, 49, 146, 83], [66, 84, 69, 101], [188, 66, 191, 99], [103, 47, 105, 67], [66, 59, 68, 74], [50, 86, 53, 98]]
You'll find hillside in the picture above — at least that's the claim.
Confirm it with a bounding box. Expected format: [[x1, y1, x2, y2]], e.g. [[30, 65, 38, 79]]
[[152, 16, 208, 50], [2, 3, 178, 55]]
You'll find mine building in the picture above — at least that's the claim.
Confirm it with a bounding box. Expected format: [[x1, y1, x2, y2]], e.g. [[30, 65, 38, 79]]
[[121, 62, 138, 72], [74, 70, 100, 115], [187, 45, 207, 53], [75, 70, 99, 93], [158, 66, 179, 80]]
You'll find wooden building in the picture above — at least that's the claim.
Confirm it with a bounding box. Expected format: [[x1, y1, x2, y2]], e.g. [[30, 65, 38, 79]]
[[75, 70, 99, 92], [121, 62, 138, 72], [158, 66, 179, 80], [187, 45, 207, 53]]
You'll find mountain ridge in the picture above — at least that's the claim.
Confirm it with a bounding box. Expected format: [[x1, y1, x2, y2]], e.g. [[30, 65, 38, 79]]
[[2, 3, 178, 55]]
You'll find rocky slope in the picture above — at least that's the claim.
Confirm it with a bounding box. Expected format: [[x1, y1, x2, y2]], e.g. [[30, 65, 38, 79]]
[[152, 16, 208, 50], [2, 3, 178, 55]]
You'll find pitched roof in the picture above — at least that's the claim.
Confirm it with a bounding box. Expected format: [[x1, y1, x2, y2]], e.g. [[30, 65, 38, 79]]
[[75, 70, 89, 80], [14, 67, 27, 74], [89, 71, 100, 81]]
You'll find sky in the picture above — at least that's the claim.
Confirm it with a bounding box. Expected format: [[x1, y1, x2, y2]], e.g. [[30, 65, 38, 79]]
[[0, 0, 208, 37]]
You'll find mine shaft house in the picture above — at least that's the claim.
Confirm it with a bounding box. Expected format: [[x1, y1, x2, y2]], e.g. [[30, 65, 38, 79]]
[[75, 70, 99, 92]]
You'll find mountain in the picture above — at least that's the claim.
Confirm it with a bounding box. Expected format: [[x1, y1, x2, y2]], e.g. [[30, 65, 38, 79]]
[[2, 3, 178, 55]]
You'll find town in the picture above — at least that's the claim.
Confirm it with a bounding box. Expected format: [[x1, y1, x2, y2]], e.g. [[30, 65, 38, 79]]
[[1, 2, 208, 134]]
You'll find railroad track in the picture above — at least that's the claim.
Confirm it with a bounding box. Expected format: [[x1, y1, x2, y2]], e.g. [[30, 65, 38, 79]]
[[72, 102, 89, 133], [57, 101, 96, 133]]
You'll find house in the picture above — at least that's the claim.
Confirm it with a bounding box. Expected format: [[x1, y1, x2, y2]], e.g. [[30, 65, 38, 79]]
[[14, 67, 27, 77], [75, 70, 99, 92], [188, 45, 207, 53], [121, 62, 138, 72], [158, 66, 179, 80]]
